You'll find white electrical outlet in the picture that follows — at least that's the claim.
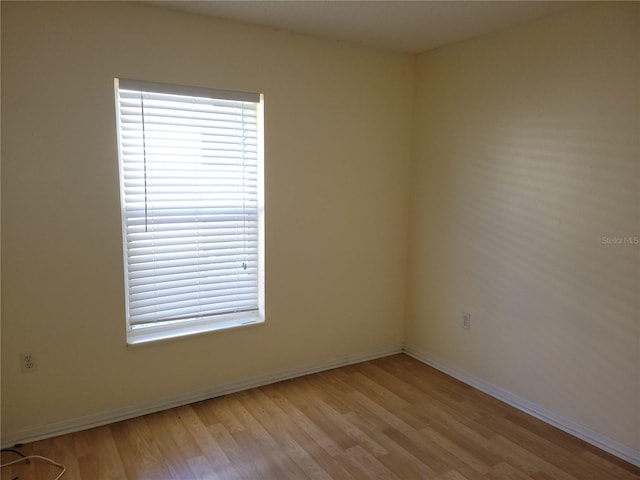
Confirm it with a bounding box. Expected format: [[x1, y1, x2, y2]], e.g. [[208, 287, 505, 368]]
[[21, 352, 37, 373], [462, 312, 471, 330]]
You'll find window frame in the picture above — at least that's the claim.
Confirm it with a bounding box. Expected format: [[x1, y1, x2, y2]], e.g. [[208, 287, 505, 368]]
[[114, 78, 265, 346]]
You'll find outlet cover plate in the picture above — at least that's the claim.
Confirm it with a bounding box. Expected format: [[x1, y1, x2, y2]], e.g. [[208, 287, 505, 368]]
[[21, 352, 37, 373]]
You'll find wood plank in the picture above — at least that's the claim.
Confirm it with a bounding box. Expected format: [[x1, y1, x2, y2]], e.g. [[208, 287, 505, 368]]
[[238, 389, 333, 480], [480, 413, 633, 480], [228, 392, 308, 479], [144, 409, 201, 478], [260, 382, 346, 458], [110, 417, 176, 480], [486, 462, 537, 480], [434, 471, 476, 480], [176, 404, 230, 469], [207, 422, 265, 480], [486, 435, 578, 480], [342, 410, 439, 479], [74, 425, 127, 480], [247, 388, 354, 479], [341, 445, 401, 480], [187, 455, 220, 480]]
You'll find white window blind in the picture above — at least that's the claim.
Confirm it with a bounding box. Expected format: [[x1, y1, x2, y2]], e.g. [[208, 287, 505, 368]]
[[115, 78, 264, 342]]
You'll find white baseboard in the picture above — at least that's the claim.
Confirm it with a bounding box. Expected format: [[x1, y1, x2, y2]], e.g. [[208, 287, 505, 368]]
[[1, 344, 403, 449], [403, 344, 640, 468]]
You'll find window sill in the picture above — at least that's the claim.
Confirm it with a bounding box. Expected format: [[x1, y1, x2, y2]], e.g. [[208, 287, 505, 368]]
[[126, 316, 264, 347]]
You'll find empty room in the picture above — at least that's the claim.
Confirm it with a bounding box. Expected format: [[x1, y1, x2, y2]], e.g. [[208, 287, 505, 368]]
[[1, 1, 638, 479]]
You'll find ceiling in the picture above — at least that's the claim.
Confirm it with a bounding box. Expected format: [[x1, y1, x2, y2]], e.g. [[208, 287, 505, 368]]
[[151, 1, 577, 54]]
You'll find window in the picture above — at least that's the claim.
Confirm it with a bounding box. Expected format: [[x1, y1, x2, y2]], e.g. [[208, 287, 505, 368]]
[[115, 79, 265, 345]]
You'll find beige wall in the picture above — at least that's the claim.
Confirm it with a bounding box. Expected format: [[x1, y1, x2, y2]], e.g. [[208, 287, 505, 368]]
[[1, 2, 412, 439], [407, 2, 639, 453]]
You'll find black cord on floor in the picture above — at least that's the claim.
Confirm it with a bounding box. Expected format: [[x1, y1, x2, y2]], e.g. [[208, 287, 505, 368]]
[[1, 449, 27, 480], [0, 448, 27, 459]]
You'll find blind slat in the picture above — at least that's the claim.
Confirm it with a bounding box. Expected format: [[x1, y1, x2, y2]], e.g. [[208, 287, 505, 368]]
[[116, 78, 262, 330]]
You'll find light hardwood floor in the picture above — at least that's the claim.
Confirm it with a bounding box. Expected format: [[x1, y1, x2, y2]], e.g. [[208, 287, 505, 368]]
[[2, 354, 639, 479]]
